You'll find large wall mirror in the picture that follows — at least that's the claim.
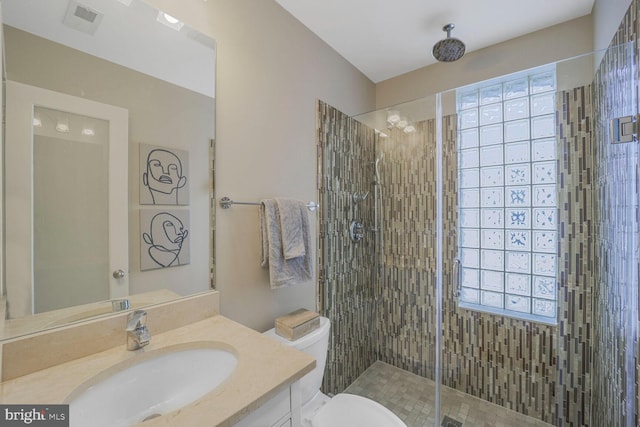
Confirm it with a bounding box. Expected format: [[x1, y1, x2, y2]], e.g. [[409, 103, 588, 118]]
[[1, 0, 216, 339]]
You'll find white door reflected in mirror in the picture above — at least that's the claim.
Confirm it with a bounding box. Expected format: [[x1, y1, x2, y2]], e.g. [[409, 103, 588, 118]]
[[5, 81, 129, 318]]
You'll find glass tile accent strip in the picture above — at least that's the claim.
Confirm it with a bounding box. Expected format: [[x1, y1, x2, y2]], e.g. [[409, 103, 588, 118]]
[[457, 69, 558, 323]]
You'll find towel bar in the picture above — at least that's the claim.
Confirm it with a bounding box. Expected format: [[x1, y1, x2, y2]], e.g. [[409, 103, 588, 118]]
[[219, 197, 319, 212]]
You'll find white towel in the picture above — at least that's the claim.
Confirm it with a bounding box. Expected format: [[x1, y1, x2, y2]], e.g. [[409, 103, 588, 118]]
[[260, 199, 313, 289]]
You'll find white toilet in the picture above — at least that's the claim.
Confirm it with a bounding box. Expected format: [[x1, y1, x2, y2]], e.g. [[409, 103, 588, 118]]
[[264, 316, 407, 427]]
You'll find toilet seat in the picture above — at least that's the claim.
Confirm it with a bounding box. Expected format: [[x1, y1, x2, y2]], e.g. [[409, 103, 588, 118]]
[[311, 393, 406, 427]]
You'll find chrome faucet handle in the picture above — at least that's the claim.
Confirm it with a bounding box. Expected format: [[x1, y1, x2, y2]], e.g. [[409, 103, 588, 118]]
[[126, 310, 147, 331]]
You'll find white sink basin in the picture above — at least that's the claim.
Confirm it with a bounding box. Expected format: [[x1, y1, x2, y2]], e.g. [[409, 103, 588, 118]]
[[66, 343, 238, 427]]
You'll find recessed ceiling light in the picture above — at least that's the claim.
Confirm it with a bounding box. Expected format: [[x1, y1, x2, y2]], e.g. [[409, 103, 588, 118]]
[[33, 116, 42, 128], [81, 128, 95, 136], [163, 13, 179, 24], [157, 11, 184, 31]]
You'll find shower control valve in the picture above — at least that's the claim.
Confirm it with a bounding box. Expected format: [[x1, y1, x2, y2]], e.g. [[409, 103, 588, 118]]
[[350, 220, 365, 242]]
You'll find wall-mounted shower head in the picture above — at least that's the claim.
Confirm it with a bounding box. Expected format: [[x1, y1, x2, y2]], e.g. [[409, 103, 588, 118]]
[[432, 23, 466, 62]]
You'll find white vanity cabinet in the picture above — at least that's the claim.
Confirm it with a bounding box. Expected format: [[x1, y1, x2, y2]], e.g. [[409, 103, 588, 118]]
[[234, 382, 301, 427]]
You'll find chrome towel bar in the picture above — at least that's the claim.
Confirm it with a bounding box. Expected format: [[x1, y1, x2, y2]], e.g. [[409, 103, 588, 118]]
[[219, 196, 319, 212]]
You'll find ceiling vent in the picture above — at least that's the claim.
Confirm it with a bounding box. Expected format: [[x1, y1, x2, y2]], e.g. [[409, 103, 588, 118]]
[[63, 1, 104, 35]]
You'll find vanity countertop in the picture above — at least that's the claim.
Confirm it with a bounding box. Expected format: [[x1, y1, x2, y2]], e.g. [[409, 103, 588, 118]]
[[0, 314, 316, 426]]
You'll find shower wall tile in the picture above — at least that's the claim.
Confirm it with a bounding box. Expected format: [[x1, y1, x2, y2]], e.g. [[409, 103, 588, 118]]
[[372, 116, 558, 423], [556, 86, 594, 426], [316, 101, 377, 394], [375, 120, 439, 382], [590, 1, 640, 424]]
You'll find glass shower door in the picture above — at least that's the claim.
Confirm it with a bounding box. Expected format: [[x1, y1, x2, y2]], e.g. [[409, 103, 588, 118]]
[[441, 69, 560, 425], [352, 94, 445, 426], [440, 43, 638, 427], [588, 42, 638, 427], [320, 42, 638, 427]]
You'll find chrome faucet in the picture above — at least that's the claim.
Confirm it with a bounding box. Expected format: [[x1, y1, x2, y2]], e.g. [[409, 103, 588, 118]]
[[126, 310, 150, 351]]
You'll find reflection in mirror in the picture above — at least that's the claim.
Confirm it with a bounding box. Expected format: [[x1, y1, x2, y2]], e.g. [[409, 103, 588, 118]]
[[32, 109, 110, 313], [1, 0, 216, 339], [6, 84, 130, 319]]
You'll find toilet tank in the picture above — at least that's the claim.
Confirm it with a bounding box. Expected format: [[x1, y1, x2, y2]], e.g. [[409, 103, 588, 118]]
[[263, 316, 330, 405]]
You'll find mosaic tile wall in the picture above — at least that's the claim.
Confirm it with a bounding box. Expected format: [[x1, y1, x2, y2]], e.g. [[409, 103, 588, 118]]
[[374, 121, 438, 379], [591, 6, 639, 424], [316, 100, 377, 394], [556, 86, 594, 426], [376, 116, 559, 424]]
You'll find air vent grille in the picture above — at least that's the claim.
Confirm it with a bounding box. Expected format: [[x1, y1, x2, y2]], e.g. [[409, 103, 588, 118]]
[[74, 5, 98, 23], [63, 1, 103, 35]]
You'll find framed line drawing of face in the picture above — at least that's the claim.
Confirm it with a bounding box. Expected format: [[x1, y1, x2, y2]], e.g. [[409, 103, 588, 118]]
[[140, 209, 190, 271], [140, 143, 189, 205]]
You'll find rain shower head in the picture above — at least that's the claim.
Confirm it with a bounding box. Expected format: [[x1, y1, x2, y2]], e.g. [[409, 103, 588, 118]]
[[432, 23, 466, 62]]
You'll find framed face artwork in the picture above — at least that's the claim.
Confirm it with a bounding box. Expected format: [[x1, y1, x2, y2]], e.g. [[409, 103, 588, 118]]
[[140, 143, 190, 206], [139, 144, 191, 271], [140, 209, 190, 271]]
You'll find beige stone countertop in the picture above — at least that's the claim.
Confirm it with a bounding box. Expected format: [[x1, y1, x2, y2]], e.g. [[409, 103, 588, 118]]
[[0, 315, 316, 426]]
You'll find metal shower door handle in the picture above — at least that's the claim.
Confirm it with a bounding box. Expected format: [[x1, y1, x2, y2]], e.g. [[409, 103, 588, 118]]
[[453, 258, 462, 298]]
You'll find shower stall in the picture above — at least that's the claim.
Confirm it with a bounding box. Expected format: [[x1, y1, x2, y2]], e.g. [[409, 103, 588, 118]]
[[317, 42, 638, 427]]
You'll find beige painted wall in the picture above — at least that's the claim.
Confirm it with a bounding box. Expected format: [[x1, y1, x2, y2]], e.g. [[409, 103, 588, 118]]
[[593, 0, 632, 51], [4, 27, 214, 303], [376, 15, 594, 109], [145, 0, 376, 331]]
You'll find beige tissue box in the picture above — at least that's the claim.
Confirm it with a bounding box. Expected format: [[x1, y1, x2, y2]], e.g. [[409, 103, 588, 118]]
[[275, 309, 320, 341]]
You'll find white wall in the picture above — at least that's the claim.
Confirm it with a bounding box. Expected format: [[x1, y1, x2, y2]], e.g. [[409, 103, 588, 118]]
[[146, 0, 376, 331]]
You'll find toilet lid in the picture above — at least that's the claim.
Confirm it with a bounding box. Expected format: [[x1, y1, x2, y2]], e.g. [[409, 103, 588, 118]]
[[311, 393, 407, 427]]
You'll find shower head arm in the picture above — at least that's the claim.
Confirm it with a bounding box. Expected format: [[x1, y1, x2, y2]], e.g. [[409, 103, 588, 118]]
[[443, 23, 455, 38]]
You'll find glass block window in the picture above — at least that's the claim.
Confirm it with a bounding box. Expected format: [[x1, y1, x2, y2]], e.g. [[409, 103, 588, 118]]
[[456, 68, 558, 324]]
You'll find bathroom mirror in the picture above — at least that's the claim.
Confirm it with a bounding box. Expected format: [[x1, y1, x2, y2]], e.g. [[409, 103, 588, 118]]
[[0, 0, 216, 339]]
